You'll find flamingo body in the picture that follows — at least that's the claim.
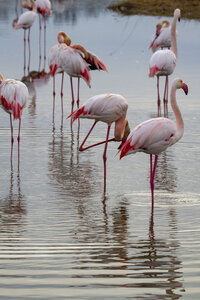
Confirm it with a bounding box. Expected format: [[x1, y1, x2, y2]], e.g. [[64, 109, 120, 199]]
[[0, 79, 28, 119], [35, 0, 52, 18], [60, 46, 91, 87], [70, 93, 128, 125], [149, 49, 176, 77], [14, 10, 36, 30], [119, 78, 188, 204]]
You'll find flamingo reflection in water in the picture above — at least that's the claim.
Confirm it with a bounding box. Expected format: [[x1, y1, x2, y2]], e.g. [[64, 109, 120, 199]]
[[149, 9, 180, 117], [67, 93, 130, 194], [119, 78, 188, 206], [0, 73, 28, 163]]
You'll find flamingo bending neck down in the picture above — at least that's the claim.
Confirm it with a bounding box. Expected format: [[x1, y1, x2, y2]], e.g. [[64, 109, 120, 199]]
[[119, 78, 188, 206], [67, 93, 130, 194], [0, 73, 28, 162], [149, 20, 171, 52], [149, 8, 180, 117]]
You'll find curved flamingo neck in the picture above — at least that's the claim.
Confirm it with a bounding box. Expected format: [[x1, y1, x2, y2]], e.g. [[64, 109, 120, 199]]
[[170, 85, 184, 140], [162, 20, 170, 28], [171, 10, 180, 57], [30, 0, 37, 13]]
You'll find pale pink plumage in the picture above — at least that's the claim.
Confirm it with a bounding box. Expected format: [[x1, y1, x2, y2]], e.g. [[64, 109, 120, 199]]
[[35, 0, 52, 18], [149, 20, 172, 52], [119, 78, 188, 205], [149, 9, 181, 116], [68, 93, 129, 194]]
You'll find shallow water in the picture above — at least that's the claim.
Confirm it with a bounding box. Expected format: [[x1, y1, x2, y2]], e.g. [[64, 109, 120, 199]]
[[0, 1, 200, 299]]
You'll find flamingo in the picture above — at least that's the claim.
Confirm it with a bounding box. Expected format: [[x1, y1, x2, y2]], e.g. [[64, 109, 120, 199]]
[[67, 93, 130, 194], [15, 0, 37, 75], [48, 32, 91, 125], [149, 19, 171, 52], [35, 0, 52, 70], [59, 32, 108, 110], [149, 8, 180, 116], [118, 78, 188, 206], [0, 73, 28, 160]]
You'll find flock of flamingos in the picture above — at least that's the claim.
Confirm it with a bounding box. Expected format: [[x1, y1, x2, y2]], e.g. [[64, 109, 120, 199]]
[[0, 1, 188, 206]]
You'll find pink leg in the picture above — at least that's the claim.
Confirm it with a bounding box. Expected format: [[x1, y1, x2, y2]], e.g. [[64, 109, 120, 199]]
[[157, 76, 161, 117], [77, 78, 80, 108], [28, 28, 31, 73], [38, 15, 42, 71], [52, 76, 56, 125], [60, 73, 64, 128], [18, 118, 21, 168], [150, 154, 158, 206], [24, 30, 26, 76], [103, 125, 111, 194], [79, 121, 115, 152], [70, 77, 75, 113], [44, 18, 46, 70], [10, 115, 14, 162], [163, 75, 169, 117]]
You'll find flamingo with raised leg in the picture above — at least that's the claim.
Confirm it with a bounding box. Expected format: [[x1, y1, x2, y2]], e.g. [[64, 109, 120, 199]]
[[0, 73, 28, 161], [149, 8, 180, 116], [118, 78, 188, 206], [67, 93, 130, 194]]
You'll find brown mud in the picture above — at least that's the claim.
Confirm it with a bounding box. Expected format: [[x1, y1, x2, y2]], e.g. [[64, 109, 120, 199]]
[[108, 0, 200, 19]]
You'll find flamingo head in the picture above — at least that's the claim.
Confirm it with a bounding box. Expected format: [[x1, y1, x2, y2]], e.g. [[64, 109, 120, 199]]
[[117, 120, 131, 149], [173, 78, 188, 95], [0, 73, 4, 84], [174, 8, 181, 21]]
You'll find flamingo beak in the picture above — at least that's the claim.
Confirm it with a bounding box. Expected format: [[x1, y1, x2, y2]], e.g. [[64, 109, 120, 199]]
[[182, 83, 188, 95]]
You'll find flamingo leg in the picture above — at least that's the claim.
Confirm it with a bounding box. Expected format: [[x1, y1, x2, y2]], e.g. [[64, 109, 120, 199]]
[[103, 125, 111, 194], [60, 73, 64, 129], [163, 75, 169, 117], [77, 78, 80, 108], [44, 17, 46, 70], [79, 121, 115, 152], [52, 75, 56, 125], [70, 77, 75, 113], [157, 76, 161, 117], [28, 28, 31, 73], [10, 115, 14, 163], [18, 118, 21, 168], [150, 154, 158, 206], [38, 14, 42, 71], [24, 30, 26, 76]]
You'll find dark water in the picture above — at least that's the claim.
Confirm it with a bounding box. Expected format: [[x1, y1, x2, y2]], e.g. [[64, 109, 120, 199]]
[[0, 1, 200, 299]]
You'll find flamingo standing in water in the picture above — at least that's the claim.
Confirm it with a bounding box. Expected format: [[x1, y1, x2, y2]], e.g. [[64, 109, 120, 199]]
[[35, 0, 52, 70], [48, 32, 91, 125], [67, 93, 130, 194], [118, 78, 188, 206], [15, 0, 37, 75], [0, 73, 28, 161], [149, 8, 181, 116], [58, 32, 108, 110]]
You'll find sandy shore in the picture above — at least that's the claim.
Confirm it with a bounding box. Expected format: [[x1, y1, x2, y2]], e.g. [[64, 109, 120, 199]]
[[108, 0, 200, 19]]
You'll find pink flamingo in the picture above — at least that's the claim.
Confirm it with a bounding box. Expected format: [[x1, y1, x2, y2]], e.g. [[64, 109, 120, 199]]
[[0, 74, 28, 161], [149, 8, 180, 116], [149, 19, 172, 52], [67, 93, 130, 193], [119, 78, 188, 206], [35, 0, 52, 70], [15, 0, 37, 75], [48, 32, 91, 125]]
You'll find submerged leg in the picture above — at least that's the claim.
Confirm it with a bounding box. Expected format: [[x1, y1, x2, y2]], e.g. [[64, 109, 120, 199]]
[[103, 125, 111, 194], [70, 77, 75, 113], [60, 72, 64, 128], [77, 78, 80, 108]]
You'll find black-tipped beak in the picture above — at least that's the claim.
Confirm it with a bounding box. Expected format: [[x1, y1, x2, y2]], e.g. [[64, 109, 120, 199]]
[[182, 83, 188, 95], [178, 17, 180, 22]]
